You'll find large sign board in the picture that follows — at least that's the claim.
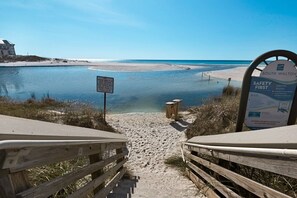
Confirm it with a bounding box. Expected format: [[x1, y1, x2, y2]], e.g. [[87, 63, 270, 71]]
[[245, 60, 297, 129], [96, 76, 114, 93]]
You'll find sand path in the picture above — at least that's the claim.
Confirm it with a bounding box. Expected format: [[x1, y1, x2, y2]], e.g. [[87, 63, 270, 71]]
[[107, 112, 204, 198]]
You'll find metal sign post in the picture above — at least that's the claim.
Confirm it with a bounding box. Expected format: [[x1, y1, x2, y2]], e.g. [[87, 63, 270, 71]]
[[96, 76, 114, 121]]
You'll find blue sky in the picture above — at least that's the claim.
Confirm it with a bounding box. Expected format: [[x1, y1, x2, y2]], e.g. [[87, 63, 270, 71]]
[[1, 0, 297, 60]]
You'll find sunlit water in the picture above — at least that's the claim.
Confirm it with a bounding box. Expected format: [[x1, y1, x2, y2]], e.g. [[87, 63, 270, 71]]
[[0, 60, 249, 113]]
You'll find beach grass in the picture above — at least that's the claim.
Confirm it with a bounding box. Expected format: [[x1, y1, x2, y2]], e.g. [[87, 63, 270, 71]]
[[0, 96, 115, 132], [164, 155, 187, 175], [186, 86, 241, 139]]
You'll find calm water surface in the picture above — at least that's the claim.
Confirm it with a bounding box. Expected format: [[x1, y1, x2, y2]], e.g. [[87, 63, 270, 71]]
[[0, 60, 248, 113]]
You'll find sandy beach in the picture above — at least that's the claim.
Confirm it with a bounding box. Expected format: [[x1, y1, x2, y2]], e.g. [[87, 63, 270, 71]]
[[205, 67, 247, 81], [206, 66, 263, 82], [107, 112, 205, 198]]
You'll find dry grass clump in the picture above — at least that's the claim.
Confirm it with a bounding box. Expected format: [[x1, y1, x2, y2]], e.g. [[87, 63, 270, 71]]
[[0, 96, 64, 122], [186, 93, 240, 139], [236, 164, 297, 197], [222, 85, 241, 97], [63, 108, 114, 132], [27, 157, 91, 197], [165, 155, 187, 175], [0, 96, 115, 132]]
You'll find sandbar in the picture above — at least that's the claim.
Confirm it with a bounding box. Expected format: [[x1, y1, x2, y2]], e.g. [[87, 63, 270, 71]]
[[0, 60, 202, 72]]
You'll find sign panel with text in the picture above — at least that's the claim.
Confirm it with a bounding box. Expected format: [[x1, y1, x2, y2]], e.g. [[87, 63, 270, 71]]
[[96, 76, 114, 93], [245, 60, 297, 129]]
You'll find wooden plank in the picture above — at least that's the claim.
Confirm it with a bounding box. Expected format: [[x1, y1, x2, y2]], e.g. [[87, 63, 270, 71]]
[[187, 125, 297, 149], [95, 167, 127, 198], [0, 114, 127, 141], [3, 143, 125, 172], [68, 159, 127, 198], [188, 146, 297, 179], [0, 139, 126, 150], [185, 153, 291, 198], [187, 162, 242, 198], [17, 153, 126, 198], [0, 174, 15, 198], [102, 142, 126, 152], [89, 152, 104, 195], [186, 168, 220, 198], [0, 171, 31, 198], [0, 150, 6, 169]]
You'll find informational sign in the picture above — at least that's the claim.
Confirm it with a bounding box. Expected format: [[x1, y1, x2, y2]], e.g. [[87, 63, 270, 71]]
[[245, 60, 297, 129], [96, 76, 114, 121], [97, 76, 114, 93]]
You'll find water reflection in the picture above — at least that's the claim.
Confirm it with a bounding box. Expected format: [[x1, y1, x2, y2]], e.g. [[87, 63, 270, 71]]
[[0, 67, 23, 95]]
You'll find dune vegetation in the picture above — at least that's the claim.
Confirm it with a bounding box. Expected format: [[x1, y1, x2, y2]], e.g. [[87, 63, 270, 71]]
[[0, 95, 114, 132]]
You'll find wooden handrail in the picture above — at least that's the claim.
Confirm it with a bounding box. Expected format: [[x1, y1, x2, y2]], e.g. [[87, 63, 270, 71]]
[[187, 124, 297, 149], [184, 125, 297, 197], [0, 115, 126, 140], [0, 115, 129, 198]]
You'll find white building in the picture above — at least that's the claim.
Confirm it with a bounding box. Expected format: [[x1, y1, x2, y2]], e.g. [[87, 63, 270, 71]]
[[0, 39, 16, 57]]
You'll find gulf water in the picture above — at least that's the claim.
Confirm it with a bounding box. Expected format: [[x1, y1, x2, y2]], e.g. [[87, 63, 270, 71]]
[[0, 60, 251, 113]]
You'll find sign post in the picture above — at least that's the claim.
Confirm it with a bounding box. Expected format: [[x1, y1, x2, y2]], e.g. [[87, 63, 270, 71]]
[[96, 76, 114, 121]]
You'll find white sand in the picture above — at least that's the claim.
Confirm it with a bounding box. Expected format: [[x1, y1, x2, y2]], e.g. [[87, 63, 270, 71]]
[[206, 67, 247, 81], [107, 112, 205, 198], [0, 60, 201, 72], [206, 66, 262, 82]]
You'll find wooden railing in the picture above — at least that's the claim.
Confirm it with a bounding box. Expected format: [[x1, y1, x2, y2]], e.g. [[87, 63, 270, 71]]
[[0, 115, 128, 198], [183, 125, 297, 198]]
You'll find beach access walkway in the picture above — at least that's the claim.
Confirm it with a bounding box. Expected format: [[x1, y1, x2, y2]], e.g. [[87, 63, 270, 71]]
[[0, 112, 205, 198], [107, 112, 205, 198]]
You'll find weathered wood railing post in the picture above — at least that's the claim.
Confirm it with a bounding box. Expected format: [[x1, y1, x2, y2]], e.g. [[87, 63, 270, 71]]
[[0, 170, 31, 198], [89, 148, 104, 195]]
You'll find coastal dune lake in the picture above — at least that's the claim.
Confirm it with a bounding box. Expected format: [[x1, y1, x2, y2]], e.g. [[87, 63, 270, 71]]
[[0, 60, 248, 113]]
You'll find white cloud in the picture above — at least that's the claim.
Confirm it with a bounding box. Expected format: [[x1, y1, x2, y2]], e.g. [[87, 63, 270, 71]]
[[1, 0, 145, 28], [1, 0, 52, 10], [52, 0, 146, 28]]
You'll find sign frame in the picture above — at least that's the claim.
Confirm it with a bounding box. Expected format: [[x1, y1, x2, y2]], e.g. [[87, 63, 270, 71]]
[[96, 76, 114, 94], [236, 50, 297, 132]]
